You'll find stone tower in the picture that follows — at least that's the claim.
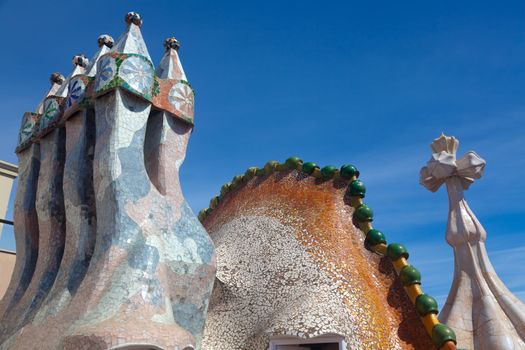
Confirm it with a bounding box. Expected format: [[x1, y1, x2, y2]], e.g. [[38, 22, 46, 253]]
[[420, 134, 525, 350], [0, 12, 216, 350]]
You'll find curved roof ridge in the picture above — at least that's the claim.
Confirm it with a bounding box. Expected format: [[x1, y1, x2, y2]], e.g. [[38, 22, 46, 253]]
[[198, 157, 357, 221], [199, 156, 458, 350]]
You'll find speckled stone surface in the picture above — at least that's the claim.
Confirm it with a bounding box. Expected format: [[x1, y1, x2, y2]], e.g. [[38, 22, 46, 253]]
[[32, 109, 97, 322], [202, 171, 434, 349], [1, 13, 215, 350], [0, 128, 66, 341], [0, 144, 40, 322], [421, 134, 525, 350]]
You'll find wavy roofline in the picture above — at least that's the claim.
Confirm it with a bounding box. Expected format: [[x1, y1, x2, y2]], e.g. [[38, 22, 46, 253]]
[[199, 156, 458, 350]]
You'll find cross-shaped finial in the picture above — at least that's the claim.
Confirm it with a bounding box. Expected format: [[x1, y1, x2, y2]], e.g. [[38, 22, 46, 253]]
[[419, 133, 486, 192]]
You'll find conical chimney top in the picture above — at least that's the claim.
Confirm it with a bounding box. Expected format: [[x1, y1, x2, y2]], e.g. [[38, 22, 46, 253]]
[[111, 12, 151, 61], [55, 54, 88, 97], [85, 34, 114, 76], [156, 37, 187, 80], [35, 72, 65, 113]]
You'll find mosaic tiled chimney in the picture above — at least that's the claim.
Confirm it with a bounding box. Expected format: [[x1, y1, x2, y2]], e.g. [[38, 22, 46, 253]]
[[0, 12, 216, 350], [420, 134, 525, 350]]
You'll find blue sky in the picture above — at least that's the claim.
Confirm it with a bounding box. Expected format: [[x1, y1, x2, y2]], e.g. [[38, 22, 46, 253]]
[[0, 0, 524, 307]]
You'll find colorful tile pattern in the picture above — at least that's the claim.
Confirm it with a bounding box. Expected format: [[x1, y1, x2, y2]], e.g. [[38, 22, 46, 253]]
[[2, 12, 214, 350], [66, 77, 86, 109], [201, 167, 435, 350], [17, 113, 40, 148], [17, 32, 194, 153], [168, 82, 194, 118], [119, 55, 154, 95], [37, 98, 63, 138], [95, 55, 117, 92]]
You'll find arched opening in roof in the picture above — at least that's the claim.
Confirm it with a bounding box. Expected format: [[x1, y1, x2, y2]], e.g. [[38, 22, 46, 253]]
[[269, 334, 346, 350], [108, 344, 168, 350], [108, 345, 194, 350]]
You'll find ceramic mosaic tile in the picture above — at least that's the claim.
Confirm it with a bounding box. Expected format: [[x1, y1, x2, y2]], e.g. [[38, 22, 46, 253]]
[[1, 12, 214, 350]]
